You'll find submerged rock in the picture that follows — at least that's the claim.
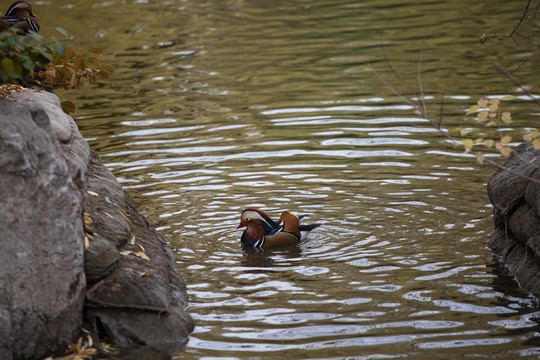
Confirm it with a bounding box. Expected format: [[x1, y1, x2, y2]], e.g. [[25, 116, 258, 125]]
[[488, 143, 540, 297], [0, 91, 193, 359]]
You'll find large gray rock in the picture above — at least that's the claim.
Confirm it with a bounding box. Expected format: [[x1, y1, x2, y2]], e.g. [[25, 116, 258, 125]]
[[84, 151, 194, 354], [0, 100, 86, 359], [0, 91, 193, 358], [488, 143, 540, 297]]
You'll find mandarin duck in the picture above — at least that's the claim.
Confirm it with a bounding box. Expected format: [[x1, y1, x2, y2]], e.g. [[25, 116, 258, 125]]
[[0, 1, 39, 34], [237, 208, 320, 248]]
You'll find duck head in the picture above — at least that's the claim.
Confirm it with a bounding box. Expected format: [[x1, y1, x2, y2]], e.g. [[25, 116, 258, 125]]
[[6, 1, 36, 19], [236, 208, 279, 233]]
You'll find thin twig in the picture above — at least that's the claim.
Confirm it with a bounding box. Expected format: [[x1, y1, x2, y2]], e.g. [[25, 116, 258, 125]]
[[509, 0, 531, 38], [417, 43, 428, 118], [493, 61, 540, 106]]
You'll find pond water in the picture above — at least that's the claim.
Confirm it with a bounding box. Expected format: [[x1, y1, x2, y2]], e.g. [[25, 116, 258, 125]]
[[37, 0, 540, 358]]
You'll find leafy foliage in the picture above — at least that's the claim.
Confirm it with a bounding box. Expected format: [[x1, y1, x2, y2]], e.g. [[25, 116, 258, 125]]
[[0, 28, 113, 114], [0, 30, 51, 82], [460, 96, 540, 164]]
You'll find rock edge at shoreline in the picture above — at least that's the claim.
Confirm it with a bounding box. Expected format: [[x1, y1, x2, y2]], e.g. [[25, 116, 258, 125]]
[[0, 91, 193, 359]]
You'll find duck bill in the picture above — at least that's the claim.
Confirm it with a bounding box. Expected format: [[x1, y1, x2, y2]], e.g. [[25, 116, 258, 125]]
[[236, 222, 245, 230]]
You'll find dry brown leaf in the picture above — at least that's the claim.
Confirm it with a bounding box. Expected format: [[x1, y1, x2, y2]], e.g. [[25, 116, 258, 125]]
[[115, 209, 132, 224], [130, 234, 136, 246], [134, 252, 150, 260], [476, 153, 485, 164], [84, 224, 93, 235], [500, 146, 512, 157], [477, 98, 488, 108], [83, 212, 92, 225], [483, 139, 494, 148], [501, 112, 511, 124], [140, 271, 153, 277], [477, 111, 488, 122]]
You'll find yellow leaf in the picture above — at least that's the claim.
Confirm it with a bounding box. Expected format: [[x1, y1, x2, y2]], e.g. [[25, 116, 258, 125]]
[[501, 135, 511, 144], [476, 153, 485, 164], [130, 234, 136, 246], [523, 134, 533, 142], [489, 102, 498, 112], [483, 139, 494, 148], [115, 209, 132, 224], [477, 98, 488, 107], [488, 112, 497, 118], [488, 98, 500, 106], [80, 348, 97, 356], [533, 138, 540, 149], [462, 139, 473, 149], [84, 236, 90, 250], [119, 250, 133, 256], [500, 146, 512, 157], [466, 104, 480, 115], [501, 112, 511, 124], [137, 243, 146, 252], [140, 271, 153, 277], [486, 121, 497, 127], [84, 212, 92, 225], [531, 130, 539, 138], [134, 252, 150, 260], [460, 129, 472, 136], [477, 111, 489, 122]]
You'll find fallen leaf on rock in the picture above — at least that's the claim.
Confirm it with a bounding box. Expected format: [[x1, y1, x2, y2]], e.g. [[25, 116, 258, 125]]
[[84, 224, 94, 235], [83, 213, 92, 225], [115, 209, 132, 224], [87, 190, 99, 197], [84, 235, 90, 250], [140, 271, 153, 277], [134, 251, 150, 260], [119, 250, 149, 260], [130, 234, 136, 246], [137, 243, 145, 252]]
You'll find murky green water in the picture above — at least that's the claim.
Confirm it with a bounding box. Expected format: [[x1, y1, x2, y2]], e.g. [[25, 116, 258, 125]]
[[37, 0, 540, 358]]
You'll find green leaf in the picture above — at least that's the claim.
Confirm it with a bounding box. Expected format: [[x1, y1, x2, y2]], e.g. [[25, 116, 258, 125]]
[[56, 27, 69, 37], [52, 41, 66, 56], [22, 58, 34, 70]]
